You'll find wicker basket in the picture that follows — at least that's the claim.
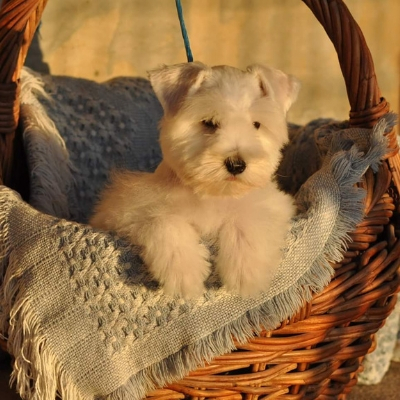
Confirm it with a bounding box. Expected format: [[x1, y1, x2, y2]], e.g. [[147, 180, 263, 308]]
[[1, 0, 400, 399]]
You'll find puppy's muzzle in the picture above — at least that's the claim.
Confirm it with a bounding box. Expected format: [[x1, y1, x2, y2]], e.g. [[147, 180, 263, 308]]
[[224, 157, 246, 175]]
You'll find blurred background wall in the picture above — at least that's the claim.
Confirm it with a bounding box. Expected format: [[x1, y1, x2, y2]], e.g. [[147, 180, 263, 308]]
[[25, 0, 399, 125]]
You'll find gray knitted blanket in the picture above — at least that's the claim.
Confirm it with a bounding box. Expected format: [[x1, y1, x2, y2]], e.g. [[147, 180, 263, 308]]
[[0, 68, 395, 400]]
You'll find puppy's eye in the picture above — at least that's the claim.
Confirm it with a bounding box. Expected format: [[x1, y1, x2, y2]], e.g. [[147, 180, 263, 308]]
[[202, 119, 220, 130], [253, 121, 261, 129]]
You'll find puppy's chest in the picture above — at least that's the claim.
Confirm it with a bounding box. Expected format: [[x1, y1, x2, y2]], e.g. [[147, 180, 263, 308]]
[[179, 197, 232, 236]]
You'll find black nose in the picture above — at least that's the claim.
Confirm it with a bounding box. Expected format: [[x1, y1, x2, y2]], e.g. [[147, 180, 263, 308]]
[[224, 157, 246, 175]]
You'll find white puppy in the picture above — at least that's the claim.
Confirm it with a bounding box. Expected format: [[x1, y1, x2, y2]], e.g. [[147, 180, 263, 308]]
[[90, 62, 299, 298]]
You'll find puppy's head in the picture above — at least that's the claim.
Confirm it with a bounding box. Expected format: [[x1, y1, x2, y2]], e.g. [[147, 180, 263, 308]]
[[149, 62, 300, 197]]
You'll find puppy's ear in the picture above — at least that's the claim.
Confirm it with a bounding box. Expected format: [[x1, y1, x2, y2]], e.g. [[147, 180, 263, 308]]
[[148, 62, 210, 115], [247, 64, 300, 113]]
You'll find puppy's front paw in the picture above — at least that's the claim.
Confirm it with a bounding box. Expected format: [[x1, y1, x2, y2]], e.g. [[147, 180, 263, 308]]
[[217, 253, 277, 297], [216, 223, 283, 297], [144, 242, 211, 299]]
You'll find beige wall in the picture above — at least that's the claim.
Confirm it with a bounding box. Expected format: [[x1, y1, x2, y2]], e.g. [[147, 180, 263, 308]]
[[37, 0, 399, 125]]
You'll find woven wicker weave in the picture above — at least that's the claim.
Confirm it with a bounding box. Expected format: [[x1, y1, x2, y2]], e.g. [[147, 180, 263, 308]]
[[0, 1, 399, 399]]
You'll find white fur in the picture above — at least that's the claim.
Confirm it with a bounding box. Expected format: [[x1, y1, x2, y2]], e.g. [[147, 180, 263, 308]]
[[90, 62, 300, 298]]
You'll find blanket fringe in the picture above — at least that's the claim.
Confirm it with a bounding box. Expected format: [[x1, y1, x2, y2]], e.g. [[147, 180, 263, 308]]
[[0, 190, 12, 283], [0, 189, 86, 400], [7, 299, 85, 400]]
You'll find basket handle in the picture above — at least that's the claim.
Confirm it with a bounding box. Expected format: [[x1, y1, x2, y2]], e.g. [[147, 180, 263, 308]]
[[303, 0, 400, 192], [302, 0, 391, 128], [0, 0, 48, 186]]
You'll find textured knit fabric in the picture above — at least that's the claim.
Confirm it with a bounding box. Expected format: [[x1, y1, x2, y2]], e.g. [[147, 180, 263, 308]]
[[0, 69, 395, 399]]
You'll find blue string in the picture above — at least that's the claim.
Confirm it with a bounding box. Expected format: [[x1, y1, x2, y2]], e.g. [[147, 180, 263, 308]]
[[175, 0, 193, 62]]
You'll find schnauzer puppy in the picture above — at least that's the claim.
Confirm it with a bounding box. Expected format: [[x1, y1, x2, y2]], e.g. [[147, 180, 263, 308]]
[[90, 62, 300, 298]]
